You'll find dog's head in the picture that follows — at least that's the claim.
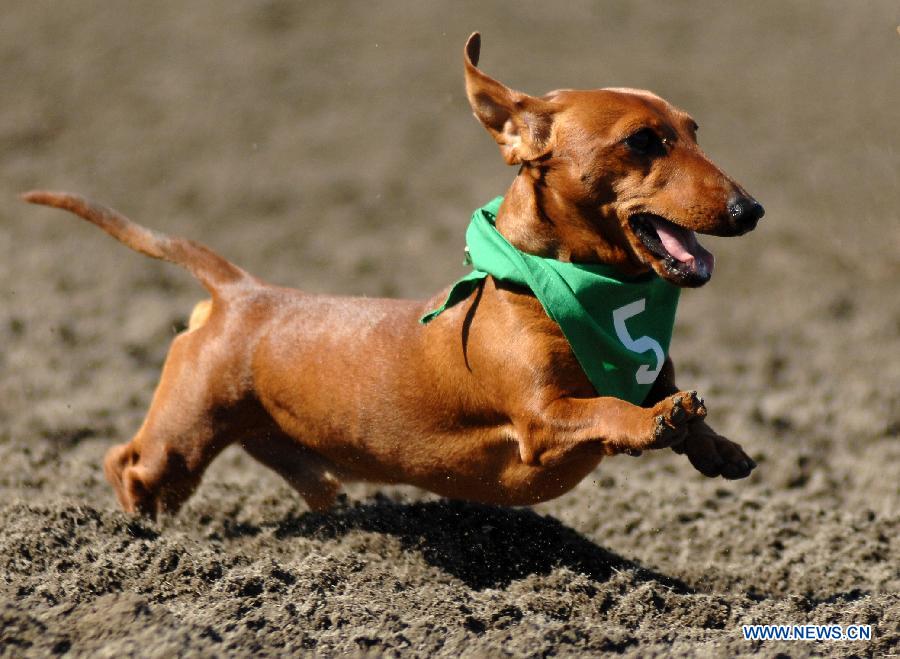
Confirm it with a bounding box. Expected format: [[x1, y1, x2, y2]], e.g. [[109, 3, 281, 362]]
[[464, 33, 763, 287]]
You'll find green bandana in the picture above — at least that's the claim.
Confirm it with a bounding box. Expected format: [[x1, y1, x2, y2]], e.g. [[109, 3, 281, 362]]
[[421, 197, 681, 405]]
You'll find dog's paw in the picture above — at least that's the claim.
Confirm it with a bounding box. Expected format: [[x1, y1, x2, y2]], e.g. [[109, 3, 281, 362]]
[[648, 391, 707, 449], [675, 431, 756, 479]]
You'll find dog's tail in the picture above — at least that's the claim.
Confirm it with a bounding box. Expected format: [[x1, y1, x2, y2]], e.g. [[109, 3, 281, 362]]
[[22, 190, 250, 295]]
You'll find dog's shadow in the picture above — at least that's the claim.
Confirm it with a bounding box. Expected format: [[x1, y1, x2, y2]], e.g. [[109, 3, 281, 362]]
[[272, 496, 691, 592]]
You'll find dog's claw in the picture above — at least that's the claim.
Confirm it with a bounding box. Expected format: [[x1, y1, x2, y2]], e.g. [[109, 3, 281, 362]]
[[652, 416, 671, 443], [686, 391, 707, 418]]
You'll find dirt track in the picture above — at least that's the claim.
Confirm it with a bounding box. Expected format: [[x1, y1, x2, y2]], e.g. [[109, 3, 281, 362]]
[[1, 2, 898, 656]]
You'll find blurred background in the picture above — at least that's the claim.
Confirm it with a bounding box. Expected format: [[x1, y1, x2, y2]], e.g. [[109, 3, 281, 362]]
[[0, 2, 898, 655]]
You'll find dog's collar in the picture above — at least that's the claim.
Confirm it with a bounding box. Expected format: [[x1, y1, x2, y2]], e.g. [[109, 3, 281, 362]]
[[422, 197, 680, 404]]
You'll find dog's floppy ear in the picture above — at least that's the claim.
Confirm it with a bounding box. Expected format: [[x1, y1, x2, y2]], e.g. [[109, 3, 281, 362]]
[[464, 33, 556, 165]]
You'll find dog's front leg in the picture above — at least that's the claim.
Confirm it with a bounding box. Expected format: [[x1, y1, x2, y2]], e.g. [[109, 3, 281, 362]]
[[645, 358, 756, 479], [515, 390, 706, 468]]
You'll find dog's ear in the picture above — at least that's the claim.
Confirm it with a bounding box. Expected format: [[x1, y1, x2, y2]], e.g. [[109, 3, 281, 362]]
[[464, 33, 556, 165]]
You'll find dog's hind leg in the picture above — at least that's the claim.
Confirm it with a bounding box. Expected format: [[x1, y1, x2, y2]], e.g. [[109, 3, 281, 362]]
[[103, 331, 241, 517], [240, 433, 342, 512]]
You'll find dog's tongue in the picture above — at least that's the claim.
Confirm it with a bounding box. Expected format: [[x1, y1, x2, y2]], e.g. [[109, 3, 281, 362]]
[[650, 218, 715, 278]]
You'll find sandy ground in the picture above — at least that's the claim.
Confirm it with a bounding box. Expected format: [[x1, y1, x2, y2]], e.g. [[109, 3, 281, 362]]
[[1, 2, 898, 656]]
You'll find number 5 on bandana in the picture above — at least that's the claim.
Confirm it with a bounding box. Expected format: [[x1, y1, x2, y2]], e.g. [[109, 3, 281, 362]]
[[613, 299, 665, 385]]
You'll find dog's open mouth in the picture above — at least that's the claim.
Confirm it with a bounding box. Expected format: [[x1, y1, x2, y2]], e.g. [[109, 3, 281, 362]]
[[630, 214, 715, 286]]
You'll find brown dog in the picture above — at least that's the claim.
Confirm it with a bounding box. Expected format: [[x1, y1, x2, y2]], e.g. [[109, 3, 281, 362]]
[[24, 33, 761, 518]]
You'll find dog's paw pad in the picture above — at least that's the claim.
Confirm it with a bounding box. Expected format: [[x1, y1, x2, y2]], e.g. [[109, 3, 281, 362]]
[[684, 433, 757, 479], [720, 454, 757, 480], [648, 391, 707, 448]]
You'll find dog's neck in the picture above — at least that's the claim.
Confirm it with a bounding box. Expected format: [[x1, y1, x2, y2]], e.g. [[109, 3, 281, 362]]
[[494, 170, 648, 276]]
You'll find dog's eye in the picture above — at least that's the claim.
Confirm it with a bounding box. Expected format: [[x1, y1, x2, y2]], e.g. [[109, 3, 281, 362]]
[[624, 128, 665, 156]]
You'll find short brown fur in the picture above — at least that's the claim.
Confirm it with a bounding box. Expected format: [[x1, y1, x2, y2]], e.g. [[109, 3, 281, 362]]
[[23, 34, 760, 518]]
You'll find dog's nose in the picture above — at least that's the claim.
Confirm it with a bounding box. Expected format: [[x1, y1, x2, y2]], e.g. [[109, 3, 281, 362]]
[[727, 195, 765, 233]]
